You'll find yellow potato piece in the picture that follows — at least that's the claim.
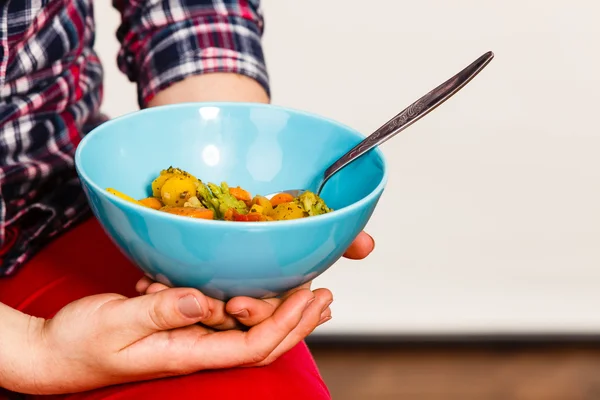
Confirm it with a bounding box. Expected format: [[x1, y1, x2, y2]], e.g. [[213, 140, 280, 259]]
[[151, 167, 199, 198], [151, 173, 173, 197], [270, 202, 306, 221], [252, 195, 273, 215], [160, 176, 198, 207]]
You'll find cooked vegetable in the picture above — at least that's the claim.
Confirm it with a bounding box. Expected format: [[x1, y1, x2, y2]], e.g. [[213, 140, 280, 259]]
[[152, 167, 199, 197], [270, 192, 294, 207], [197, 182, 248, 219], [107, 188, 145, 207], [183, 196, 202, 208], [139, 197, 163, 210], [230, 210, 268, 222], [160, 206, 214, 220], [294, 191, 332, 216], [229, 186, 252, 203], [270, 202, 306, 220], [151, 173, 171, 198], [160, 175, 198, 207], [251, 195, 273, 215], [106, 166, 333, 222]]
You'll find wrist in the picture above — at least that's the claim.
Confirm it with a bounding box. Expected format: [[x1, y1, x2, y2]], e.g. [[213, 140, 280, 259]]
[[147, 73, 270, 107], [0, 303, 46, 394]]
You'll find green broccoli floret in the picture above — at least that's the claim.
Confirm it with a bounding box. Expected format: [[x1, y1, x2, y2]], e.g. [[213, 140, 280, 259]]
[[294, 191, 332, 217], [196, 182, 219, 216], [196, 181, 248, 219]]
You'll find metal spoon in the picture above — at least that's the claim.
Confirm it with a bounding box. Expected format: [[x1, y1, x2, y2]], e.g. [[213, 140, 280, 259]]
[[265, 51, 494, 199]]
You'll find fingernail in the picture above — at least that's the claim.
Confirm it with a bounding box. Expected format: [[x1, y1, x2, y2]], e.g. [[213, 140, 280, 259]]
[[318, 316, 332, 326], [322, 300, 333, 312], [178, 295, 203, 318], [230, 309, 249, 319], [304, 296, 316, 310]]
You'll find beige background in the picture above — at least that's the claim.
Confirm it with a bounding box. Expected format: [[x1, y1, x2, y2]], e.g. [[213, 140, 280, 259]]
[[94, 1, 600, 335]]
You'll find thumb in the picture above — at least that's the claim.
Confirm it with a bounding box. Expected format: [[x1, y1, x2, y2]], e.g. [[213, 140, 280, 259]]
[[111, 288, 210, 340]]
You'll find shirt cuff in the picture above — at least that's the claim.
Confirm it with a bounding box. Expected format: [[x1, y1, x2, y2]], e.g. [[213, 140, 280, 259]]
[[119, 14, 269, 108]]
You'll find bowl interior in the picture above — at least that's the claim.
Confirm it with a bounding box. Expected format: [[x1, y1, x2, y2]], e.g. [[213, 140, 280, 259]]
[[76, 103, 386, 213]]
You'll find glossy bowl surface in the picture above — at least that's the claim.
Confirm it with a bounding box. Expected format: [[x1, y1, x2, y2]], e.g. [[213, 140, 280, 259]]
[[75, 102, 387, 300]]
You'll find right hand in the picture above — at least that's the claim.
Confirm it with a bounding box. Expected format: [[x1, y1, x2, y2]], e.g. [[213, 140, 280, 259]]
[[13, 287, 328, 395]]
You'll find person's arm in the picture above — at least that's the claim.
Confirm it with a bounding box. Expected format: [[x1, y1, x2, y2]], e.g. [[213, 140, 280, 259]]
[[112, 0, 270, 108], [148, 73, 269, 106], [0, 302, 44, 393], [0, 288, 323, 395]]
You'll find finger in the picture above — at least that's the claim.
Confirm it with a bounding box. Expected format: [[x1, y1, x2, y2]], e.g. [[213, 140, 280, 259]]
[[198, 297, 245, 331], [279, 281, 313, 298], [184, 289, 316, 370], [343, 231, 375, 260], [123, 289, 316, 375], [141, 285, 243, 330], [105, 287, 212, 341], [144, 282, 170, 295], [254, 288, 333, 366], [225, 297, 281, 327], [318, 306, 332, 324], [135, 276, 155, 294], [226, 281, 315, 327]]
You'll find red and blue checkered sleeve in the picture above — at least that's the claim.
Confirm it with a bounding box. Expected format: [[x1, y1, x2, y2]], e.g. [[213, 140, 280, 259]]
[[113, 0, 269, 107]]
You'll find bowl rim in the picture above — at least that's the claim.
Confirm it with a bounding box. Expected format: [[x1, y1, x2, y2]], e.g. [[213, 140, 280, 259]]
[[75, 101, 389, 229]]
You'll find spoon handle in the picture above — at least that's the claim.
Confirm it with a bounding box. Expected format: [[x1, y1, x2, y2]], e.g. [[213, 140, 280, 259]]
[[318, 51, 494, 193]]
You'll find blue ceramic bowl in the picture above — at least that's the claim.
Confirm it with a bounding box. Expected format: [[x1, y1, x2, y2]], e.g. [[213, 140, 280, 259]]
[[75, 102, 387, 300]]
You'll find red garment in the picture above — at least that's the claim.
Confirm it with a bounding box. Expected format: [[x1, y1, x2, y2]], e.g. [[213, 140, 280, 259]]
[[0, 218, 330, 400]]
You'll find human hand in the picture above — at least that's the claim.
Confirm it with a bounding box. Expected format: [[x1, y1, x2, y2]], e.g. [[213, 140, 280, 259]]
[[136, 231, 375, 330], [6, 286, 327, 395]]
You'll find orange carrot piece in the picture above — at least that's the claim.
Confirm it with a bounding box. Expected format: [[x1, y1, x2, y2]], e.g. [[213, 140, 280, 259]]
[[160, 207, 214, 220], [229, 186, 252, 202], [270, 193, 294, 207], [139, 197, 163, 210]]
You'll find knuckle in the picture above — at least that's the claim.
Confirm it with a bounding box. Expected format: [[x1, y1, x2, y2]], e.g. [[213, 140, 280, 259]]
[[148, 302, 170, 330], [248, 348, 270, 364], [207, 310, 228, 327]]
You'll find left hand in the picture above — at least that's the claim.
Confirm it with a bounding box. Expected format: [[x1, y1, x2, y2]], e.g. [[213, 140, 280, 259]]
[[135, 231, 375, 331]]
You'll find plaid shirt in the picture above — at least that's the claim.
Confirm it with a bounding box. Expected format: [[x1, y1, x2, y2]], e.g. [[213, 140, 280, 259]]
[[0, 0, 269, 276]]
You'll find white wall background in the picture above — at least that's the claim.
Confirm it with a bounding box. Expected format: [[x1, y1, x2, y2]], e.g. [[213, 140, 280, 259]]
[[94, 1, 600, 336]]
